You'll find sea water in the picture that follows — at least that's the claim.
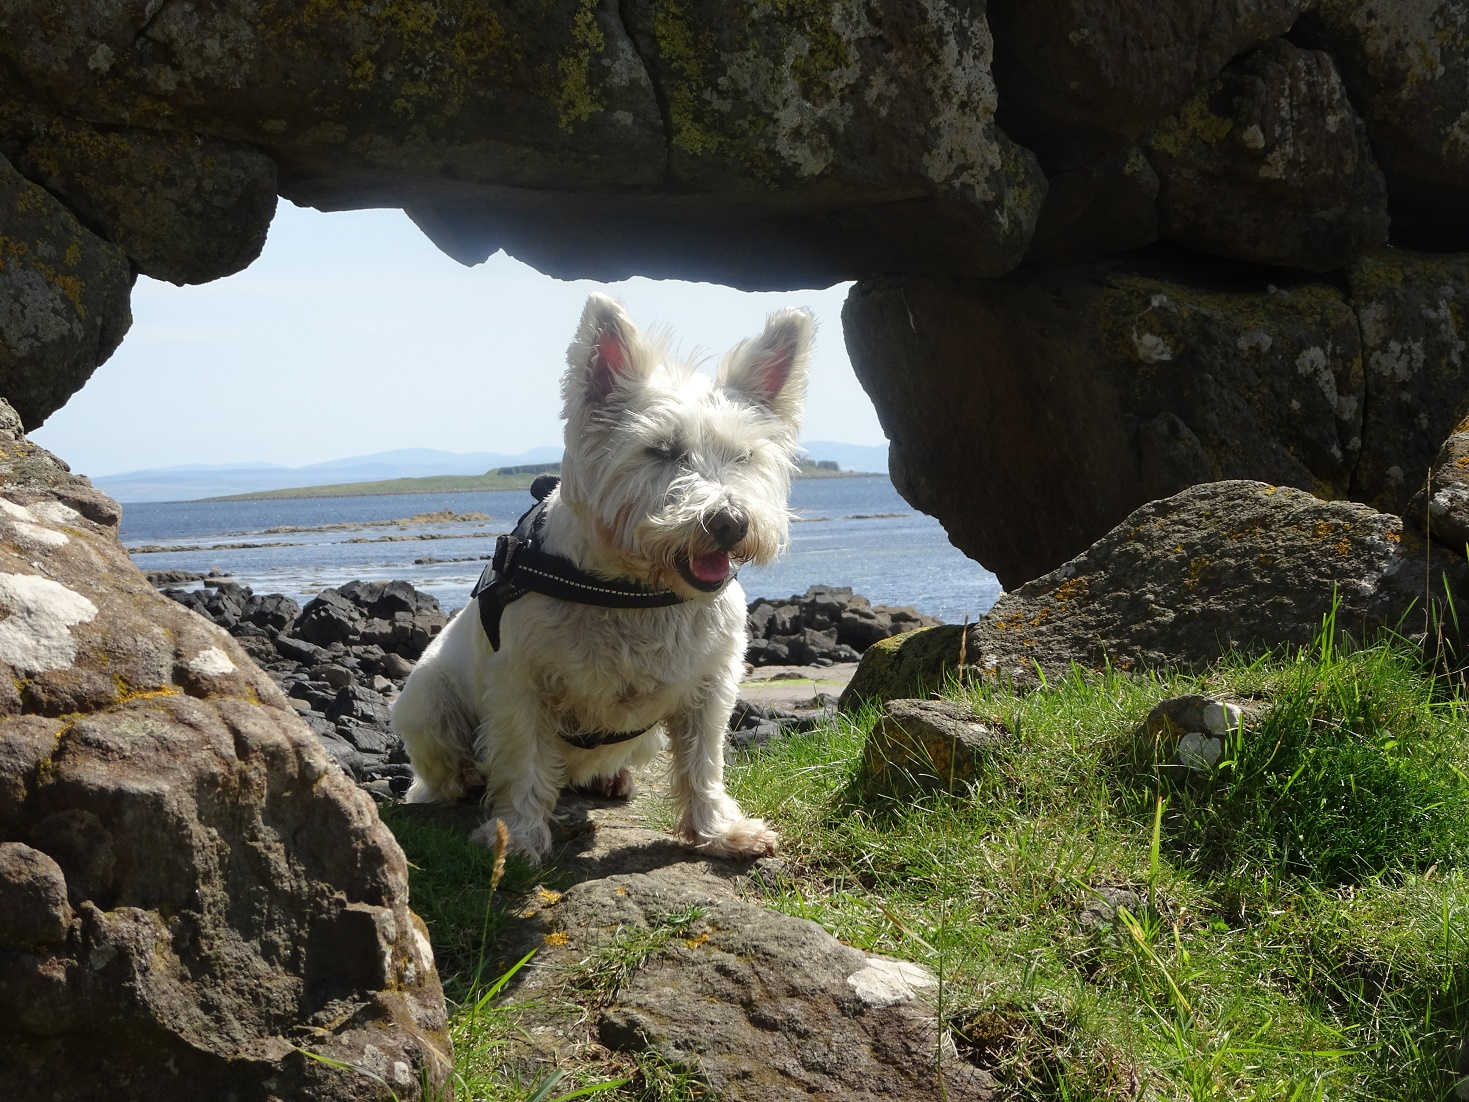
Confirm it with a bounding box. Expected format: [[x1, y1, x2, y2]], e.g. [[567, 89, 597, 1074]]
[[119, 476, 1002, 623]]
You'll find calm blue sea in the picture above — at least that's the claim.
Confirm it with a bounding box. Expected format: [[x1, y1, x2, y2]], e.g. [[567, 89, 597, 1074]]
[[118, 476, 1002, 623]]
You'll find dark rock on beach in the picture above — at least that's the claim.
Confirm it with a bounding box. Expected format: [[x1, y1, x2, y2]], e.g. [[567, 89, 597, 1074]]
[[746, 585, 938, 668], [156, 576, 912, 784]]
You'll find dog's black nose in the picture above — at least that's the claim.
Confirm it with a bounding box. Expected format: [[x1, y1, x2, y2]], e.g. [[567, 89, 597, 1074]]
[[707, 507, 749, 550]]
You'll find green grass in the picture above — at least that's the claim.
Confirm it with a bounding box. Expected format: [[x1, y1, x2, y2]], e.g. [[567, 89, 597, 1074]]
[[381, 627, 1469, 1100], [201, 461, 863, 501], [726, 631, 1469, 1101]]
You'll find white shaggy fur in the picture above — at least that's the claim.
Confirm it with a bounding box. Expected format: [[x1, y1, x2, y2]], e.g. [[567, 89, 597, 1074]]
[[393, 294, 812, 862]]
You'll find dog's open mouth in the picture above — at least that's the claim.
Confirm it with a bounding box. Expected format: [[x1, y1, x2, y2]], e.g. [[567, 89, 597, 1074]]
[[677, 551, 733, 591]]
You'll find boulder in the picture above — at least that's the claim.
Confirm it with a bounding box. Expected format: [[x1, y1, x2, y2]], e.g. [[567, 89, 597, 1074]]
[[1027, 146, 1159, 262], [0, 403, 449, 1099], [1146, 40, 1388, 271], [988, 0, 1308, 165], [0, 153, 132, 430], [1349, 251, 1469, 514], [746, 586, 939, 667], [0, 0, 1044, 290], [839, 626, 966, 711], [295, 589, 366, 647], [859, 699, 1010, 798], [1298, 1, 1469, 246], [1408, 418, 1469, 553], [845, 262, 1366, 587], [524, 867, 998, 1101], [15, 119, 278, 284], [842, 481, 1469, 706], [1136, 695, 1253, 774]]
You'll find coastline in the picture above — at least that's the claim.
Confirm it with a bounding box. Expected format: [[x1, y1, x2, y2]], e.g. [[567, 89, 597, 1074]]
[[195, 464, 877, 504]]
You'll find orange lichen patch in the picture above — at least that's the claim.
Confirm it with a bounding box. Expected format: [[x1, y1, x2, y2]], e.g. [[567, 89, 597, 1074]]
[[1455, 412, 1469, 435], [534, 887, 562, 905], [1052, 576, 1090, 606], [543, 931, 570, 948], [683, 931, 711, 949], [113, 677, 182, 707], [1255, 553, 1278, 570], [1313, 522, 1335, 539], [1455, 454, 1469, 469], [1335, 539, 1352, 556], [991, 609, 1027, 632], [1385, 530, 1402, 543]]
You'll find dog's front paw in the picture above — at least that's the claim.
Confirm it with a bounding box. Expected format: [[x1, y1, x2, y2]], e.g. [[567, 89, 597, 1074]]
[[693, 817, 779, 860], [470, 815, 552, 863]]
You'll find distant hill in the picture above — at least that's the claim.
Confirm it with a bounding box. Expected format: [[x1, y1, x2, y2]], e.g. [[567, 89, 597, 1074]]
[[99, 441, 888, 503], [202, 458, 869, 502], [95, 447, 563, 503], [799, 441, 887, 475]]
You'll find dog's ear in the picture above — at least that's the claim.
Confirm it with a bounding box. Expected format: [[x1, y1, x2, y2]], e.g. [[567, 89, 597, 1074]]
[[719, 308, 813, 426], [567, 294, 646, 403]]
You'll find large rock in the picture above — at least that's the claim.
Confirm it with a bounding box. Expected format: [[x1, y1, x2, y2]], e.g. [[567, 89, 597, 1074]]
[[1027, 146, 1159, 262], [988, 0, 1308, 166], [0, 403, 450, 1099], [1349, 251, 1469, 513], [0, 153, 132, 429], [522, 865, 997, 1101], [1408, 418, 1469, 553], [1146, 40, 1388, 272], [859, 698, 1009, 798], [1299, 0, 1469, 246], [0, 0, 1044, 290], [845, 262, 1366, 587], [842, 481, 1469, 704], [15, 119, 278, 284]]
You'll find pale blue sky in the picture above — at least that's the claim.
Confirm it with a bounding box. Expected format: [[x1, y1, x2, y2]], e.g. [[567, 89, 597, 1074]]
[[32, 202, 885, 478]]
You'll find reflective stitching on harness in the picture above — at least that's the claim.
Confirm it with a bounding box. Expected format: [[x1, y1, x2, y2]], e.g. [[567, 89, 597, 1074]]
[[513, 562, 676, 601]]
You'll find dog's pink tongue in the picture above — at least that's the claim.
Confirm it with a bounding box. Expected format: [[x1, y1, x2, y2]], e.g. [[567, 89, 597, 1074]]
[[690, 551, 731, 583]]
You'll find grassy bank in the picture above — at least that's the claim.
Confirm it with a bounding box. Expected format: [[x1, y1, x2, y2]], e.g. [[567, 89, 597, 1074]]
[[202, 461, 868, 502], [385, 628, 1469, 1100]]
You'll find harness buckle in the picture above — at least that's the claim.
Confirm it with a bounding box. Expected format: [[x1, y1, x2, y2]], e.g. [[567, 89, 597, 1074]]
[[492, 533, 519, 577]]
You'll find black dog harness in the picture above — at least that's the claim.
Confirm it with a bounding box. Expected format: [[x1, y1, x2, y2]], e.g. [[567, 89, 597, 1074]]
[[470, 476, 689, 750]]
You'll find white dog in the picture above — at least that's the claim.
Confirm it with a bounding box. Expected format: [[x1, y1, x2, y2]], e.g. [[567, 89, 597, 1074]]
[[393, 294, 811, 862]]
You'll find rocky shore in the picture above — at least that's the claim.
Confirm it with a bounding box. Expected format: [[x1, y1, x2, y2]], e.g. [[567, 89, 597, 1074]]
[[162, 579, 937, 798]]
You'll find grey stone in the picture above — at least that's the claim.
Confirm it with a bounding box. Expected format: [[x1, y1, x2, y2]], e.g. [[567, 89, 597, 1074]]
[[1299, 1, 1469, 246], [16, 120, 277, 284], [860, 698, 1009, 797], [1147, 40, 1389, 271], [845, 262, 1366, 587], [843, 482, 1469, 704], [1348, 251, 1469, 516], [529, 868, 997, 1101], [0, 153, 132, 430], [989, 0, 1307, 165], [0, 843, 72, 946], [0, 0, 1043, 290], [0, 411, 449, 1099], [1408, 422, 1469, 553]]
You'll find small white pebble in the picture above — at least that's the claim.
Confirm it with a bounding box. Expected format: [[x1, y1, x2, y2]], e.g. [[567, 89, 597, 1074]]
[[1177, 732, 1224, 772], [1201, 701, 1242, 736]]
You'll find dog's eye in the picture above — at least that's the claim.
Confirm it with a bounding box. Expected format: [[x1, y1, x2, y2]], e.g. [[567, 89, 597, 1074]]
[[647, 442, 681, 462]]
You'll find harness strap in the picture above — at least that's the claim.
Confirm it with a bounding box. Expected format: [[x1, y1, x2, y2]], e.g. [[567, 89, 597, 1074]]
[[559, 726, 651, 750], [469, 477, 683, 751]]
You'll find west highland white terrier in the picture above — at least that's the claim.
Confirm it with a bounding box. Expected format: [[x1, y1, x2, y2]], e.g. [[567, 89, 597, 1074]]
[[393, 293, 812, 861]]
